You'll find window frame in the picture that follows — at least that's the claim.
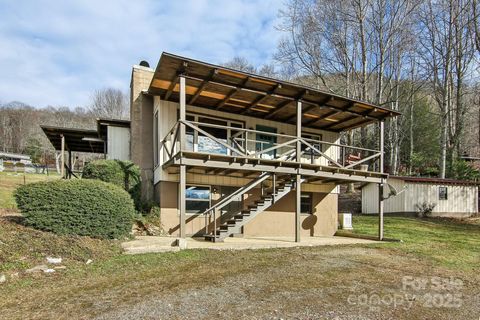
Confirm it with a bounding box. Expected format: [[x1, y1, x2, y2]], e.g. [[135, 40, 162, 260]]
[[183, 112, 244, 156], [185, 184, 211, 215], [301, 132, 323, 162], [438, 186, 448, 200], [300, 192, 313, 214]]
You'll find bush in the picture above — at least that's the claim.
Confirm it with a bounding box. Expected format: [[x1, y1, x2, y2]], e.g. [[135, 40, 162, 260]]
[[415, 202, 436, 218], [15, 179, 135, 239], [82, 160, 143, 210]]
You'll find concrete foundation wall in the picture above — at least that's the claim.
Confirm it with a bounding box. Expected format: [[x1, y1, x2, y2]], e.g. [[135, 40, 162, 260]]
[[156, 181, 338, 238]]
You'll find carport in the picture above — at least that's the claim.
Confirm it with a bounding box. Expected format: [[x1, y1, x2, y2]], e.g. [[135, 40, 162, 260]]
[[41, 125, 105, 178]]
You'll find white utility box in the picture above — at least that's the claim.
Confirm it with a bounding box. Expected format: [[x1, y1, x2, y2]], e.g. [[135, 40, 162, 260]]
[[338, 213, 353, 230]]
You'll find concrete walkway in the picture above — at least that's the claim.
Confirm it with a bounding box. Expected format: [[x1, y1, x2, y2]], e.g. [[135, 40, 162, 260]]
[[121, 235, 379, 255]]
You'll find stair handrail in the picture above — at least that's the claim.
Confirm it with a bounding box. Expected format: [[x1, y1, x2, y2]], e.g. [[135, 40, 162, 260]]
[[212, 176, 306, 241], [203, 172, 272, 238], [202, 171, 271, 217]]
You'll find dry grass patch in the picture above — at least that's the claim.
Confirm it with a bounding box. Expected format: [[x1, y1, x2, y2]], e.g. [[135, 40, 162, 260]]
[[0, 215, 121, 273]]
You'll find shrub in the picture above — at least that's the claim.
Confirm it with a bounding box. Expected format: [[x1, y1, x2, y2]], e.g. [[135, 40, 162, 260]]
[[415, 202, 436, 218], [82, 160, 143, 210], [15, 179, 135, 239]]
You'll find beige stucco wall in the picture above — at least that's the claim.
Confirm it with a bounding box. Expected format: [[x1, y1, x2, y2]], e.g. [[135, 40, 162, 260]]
[[242, 189, 338, 237], [156, 181, 338, 238]]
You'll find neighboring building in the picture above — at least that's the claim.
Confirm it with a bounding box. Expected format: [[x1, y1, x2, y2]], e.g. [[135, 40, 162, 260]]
[[129, 52, 400, 242], [0, 151, 32, 164], [0, 152, 32, 172], [362, 176, 479, 217]]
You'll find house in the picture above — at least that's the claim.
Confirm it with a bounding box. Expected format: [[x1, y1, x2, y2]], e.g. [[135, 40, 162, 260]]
[[0, 151, 32, 172], [129, 52, 400, 242], [361, 176, 479, 217], [0, 151, 32, 164]]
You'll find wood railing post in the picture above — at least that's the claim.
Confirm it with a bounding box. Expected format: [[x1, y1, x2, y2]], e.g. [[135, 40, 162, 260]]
[[179, 75, 186, 239], [295, 100, 302, 243], [272, 173, 276, 203], [378, 120, 385, 241], [60, 134, 65, 179]]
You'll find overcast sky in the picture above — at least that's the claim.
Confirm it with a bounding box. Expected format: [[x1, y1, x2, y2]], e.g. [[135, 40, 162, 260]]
[[0, 0, 283, 108]]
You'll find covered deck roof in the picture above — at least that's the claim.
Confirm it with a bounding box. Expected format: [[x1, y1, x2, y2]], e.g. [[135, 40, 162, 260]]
[[148, 52, 401, 132], [41, 125, 104, 153], [41, 118, 131, 154]]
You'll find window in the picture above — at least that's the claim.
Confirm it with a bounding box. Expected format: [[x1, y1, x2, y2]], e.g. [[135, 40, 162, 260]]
[[256, 125, 277, 158], [198, 117, 228, 154], [182, 113, 243, 155], [186, 185, 210, 214], [302, 133, 322, 156], [301, 193, 313, 214], [186, 115, 195, 151], [154, 111, 159, 166], [439, 187, 448, 200]]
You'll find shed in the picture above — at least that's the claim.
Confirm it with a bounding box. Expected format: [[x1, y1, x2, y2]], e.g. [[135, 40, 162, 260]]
[[362, 176, 479, 217]]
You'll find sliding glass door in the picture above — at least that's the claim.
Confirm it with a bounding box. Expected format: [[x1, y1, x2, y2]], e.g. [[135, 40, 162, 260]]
[[184, 113, 243, 155]]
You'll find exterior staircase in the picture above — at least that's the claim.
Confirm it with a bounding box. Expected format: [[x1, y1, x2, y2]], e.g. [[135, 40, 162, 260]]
[[204, 174, 300, 242]]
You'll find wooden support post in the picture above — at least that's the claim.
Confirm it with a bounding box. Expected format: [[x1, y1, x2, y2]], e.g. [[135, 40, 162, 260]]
[[179, 75, 186, 239], [272, 173, 276, 203], [68, 149, 72, 179], [295, 100, 302, 243], [378, 121, 385, 241], [60, 134, 65, 179], [179, 165, 186, 239]]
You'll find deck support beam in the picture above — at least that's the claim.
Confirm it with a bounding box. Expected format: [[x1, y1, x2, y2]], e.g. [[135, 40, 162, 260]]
[[60, 134, 65, 179], [68, 149, 72, 179], [179, 75, 186, 239], [295, 100, 302, 243], [378, 121, 385, 241]]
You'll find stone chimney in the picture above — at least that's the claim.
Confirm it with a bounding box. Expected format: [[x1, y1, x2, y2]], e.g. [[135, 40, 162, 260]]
[[130, 63, 154, 204]]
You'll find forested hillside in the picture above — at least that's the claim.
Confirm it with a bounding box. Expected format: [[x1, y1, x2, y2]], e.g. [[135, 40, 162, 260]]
[[272, 0, 480, 180]]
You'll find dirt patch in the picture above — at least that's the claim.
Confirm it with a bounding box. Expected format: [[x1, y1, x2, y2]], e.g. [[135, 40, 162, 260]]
[[0, 208, 21, 217]]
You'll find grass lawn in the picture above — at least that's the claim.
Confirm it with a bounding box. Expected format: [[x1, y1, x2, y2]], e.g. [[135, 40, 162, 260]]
[[1, 172, 479, 319], [0, 171, 60, 208], [0, 213, 479, 319], [351, 215, 480, 271]]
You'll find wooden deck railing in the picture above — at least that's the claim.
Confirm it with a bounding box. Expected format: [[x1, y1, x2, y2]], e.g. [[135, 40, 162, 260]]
[[160, 120, 382, 172]]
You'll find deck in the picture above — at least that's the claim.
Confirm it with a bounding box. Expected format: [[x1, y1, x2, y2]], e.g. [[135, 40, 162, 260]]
[[160, 120, 387, 184], [164, 151, 386, 184]]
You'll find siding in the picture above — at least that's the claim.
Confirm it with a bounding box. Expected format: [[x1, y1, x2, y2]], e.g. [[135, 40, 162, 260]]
[[362, 178, 405, 214], [153, 97, 341, 192], [362, 177, 478, 216], [107, 126, 130, 161], [404, 183, 478, 215]]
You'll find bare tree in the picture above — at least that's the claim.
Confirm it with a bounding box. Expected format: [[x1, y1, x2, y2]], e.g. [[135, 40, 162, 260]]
[[417, 0, 476, 177], [88, 88, 129, 120], [221, 57, 257, 73]]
